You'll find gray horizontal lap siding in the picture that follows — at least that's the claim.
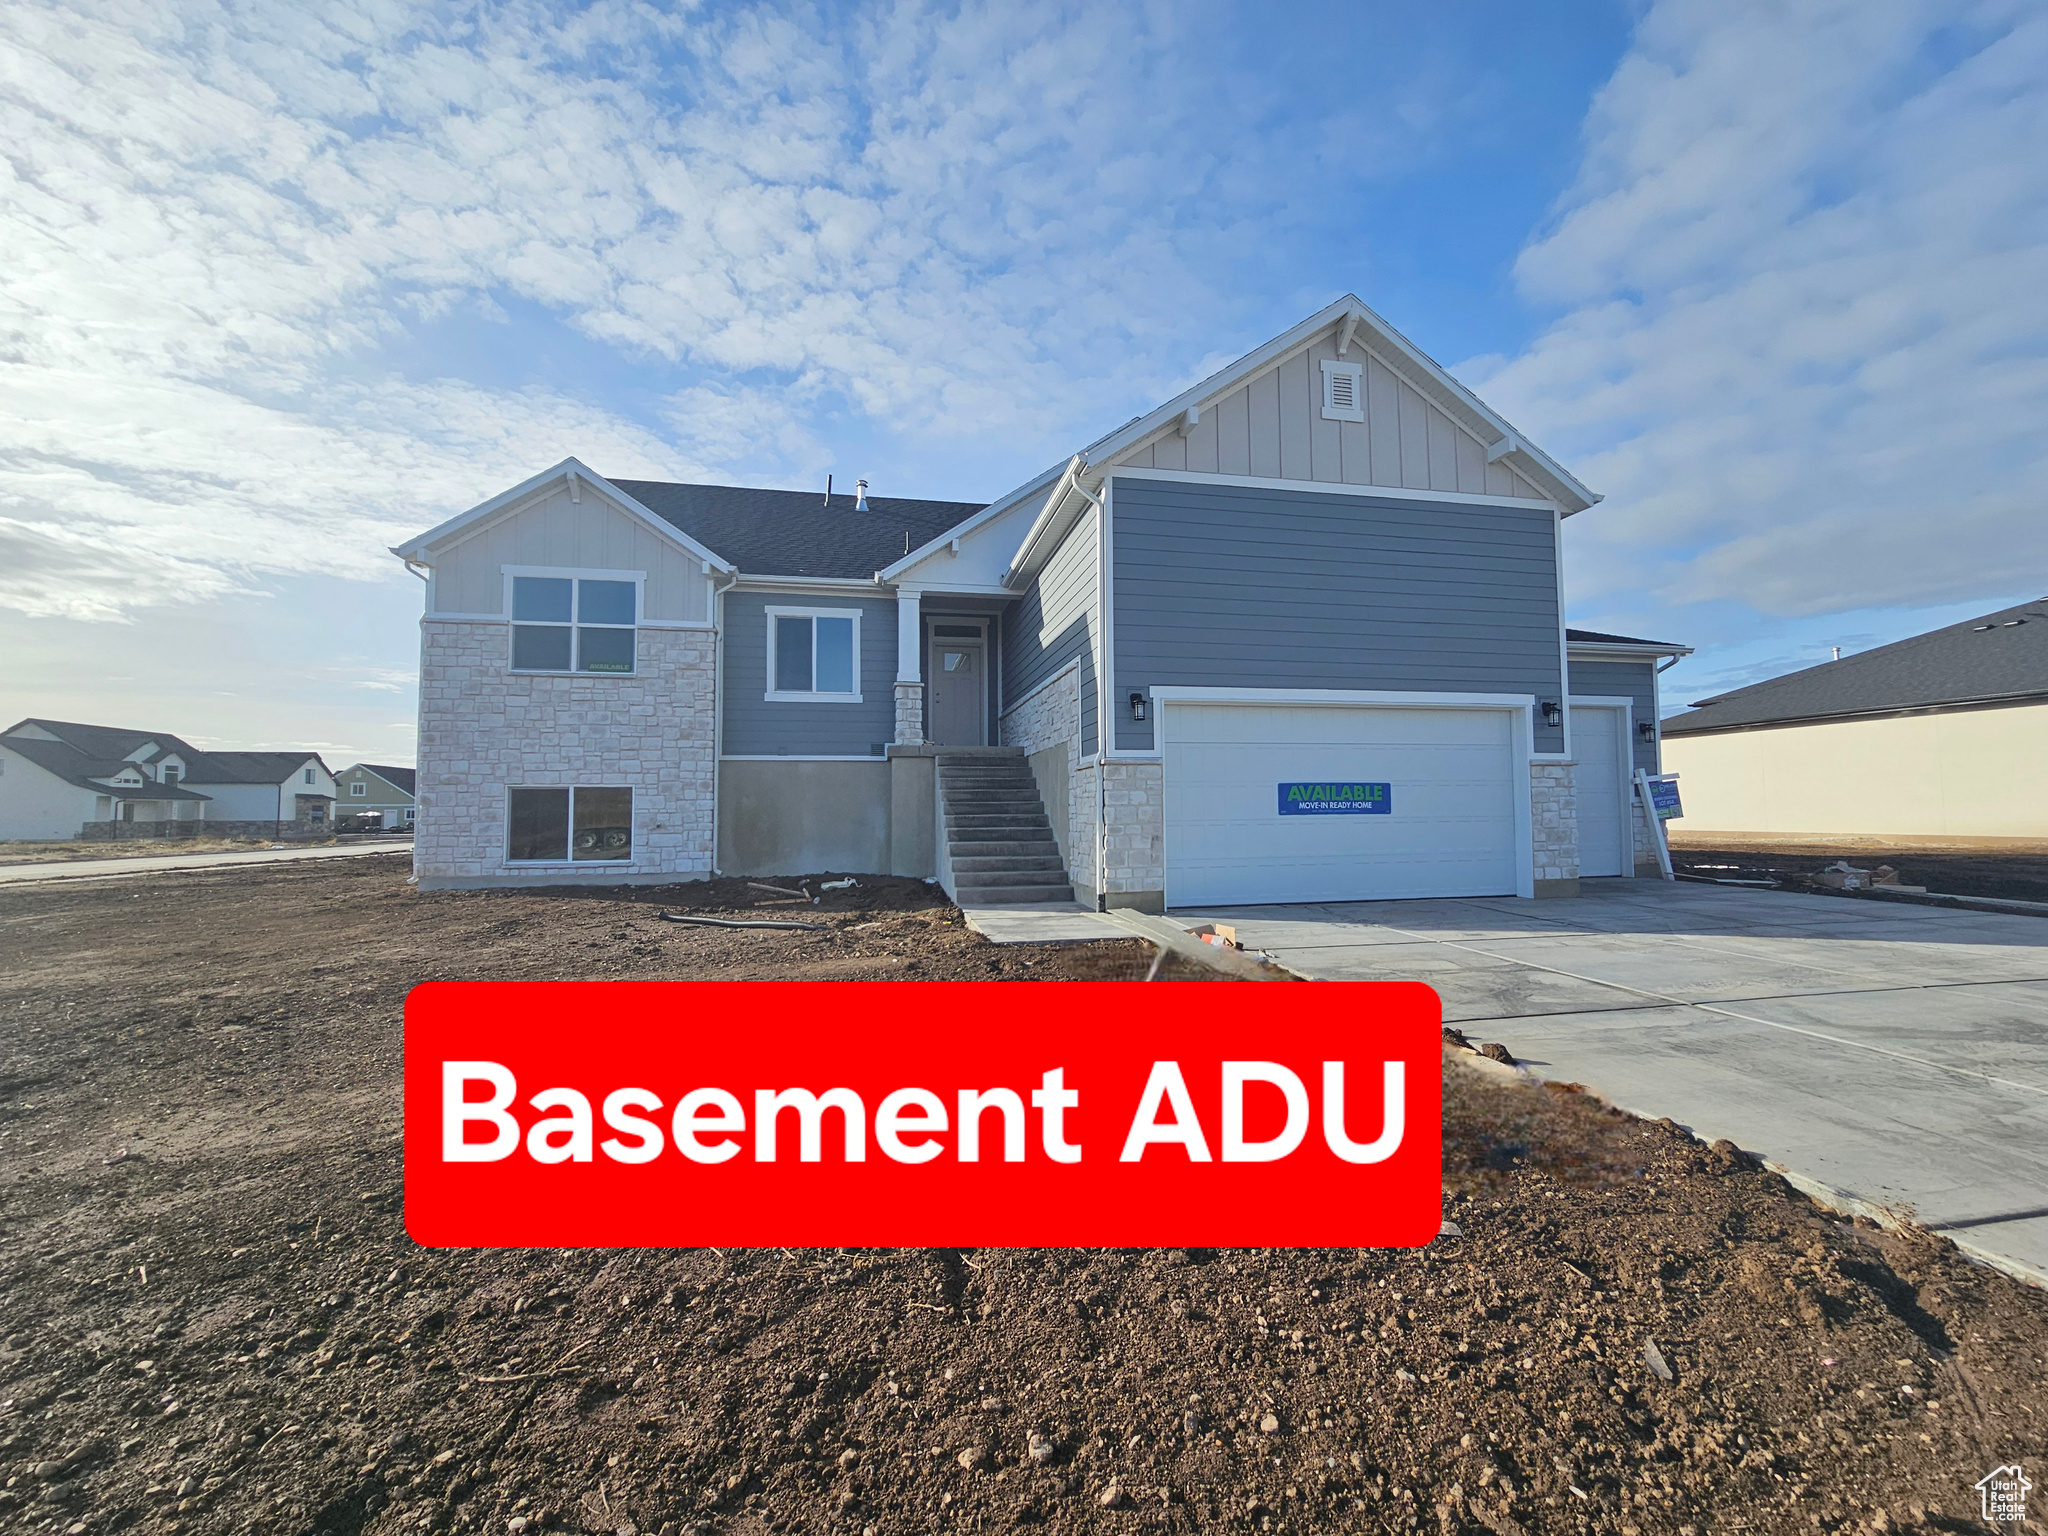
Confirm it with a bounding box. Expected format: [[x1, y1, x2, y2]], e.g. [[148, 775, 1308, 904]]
[[1111, 478, 1564, 753], [1000, 512, 1099, 757], [722, 591, 898, 757], [1570, 658, 1662, 775]]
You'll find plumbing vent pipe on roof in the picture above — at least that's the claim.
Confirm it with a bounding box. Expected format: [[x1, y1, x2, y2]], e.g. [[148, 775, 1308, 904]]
[[855, 478, 870, 512]]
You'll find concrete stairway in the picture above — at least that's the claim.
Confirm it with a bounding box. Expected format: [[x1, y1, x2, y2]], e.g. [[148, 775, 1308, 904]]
[[938, 749, 1074, 906]]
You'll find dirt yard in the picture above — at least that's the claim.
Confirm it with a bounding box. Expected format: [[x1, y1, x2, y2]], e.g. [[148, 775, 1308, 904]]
[[1667, 837, 2048, 907], [1, 858, 2043, 1536]]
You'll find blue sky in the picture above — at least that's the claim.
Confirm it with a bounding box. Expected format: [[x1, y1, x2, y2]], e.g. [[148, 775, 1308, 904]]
[[2, 0, 2043, 765]]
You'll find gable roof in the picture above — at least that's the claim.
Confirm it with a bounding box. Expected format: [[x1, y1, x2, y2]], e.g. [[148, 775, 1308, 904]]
[[350, 764, 417, 796], [1662, 597, 2048, 737], [607, 480, 986, 580], [0, 733, 213, 800], [3, 720, 326, 786]]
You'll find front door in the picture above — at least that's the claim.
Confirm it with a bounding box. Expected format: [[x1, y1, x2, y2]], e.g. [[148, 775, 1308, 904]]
[[928, 628, 986, 746]]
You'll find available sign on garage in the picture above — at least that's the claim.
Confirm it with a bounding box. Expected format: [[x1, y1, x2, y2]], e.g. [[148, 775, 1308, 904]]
[[1277, 781, 1392, 815]]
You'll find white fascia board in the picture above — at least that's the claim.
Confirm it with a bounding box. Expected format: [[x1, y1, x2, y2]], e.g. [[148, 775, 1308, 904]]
[[731, 574, 886, 594], [1000, 455, 1093, 590], [390, 458, 737, 574], [1108, 467, 1556, 511], [1567, 641, 1695, 660]]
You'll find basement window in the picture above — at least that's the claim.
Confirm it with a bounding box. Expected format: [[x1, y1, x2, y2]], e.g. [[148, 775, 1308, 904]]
[[766, 607, 862, 702], [510, 573, 639, 675], [1320, 359, 1365, 423], [506, 786, 633, 863]]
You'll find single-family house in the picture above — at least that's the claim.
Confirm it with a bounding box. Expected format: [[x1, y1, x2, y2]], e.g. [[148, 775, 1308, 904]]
[[1661, 597, 2048, 839], [392, 296, 1688, 908], [0, 719, 335, 841], [335, 763, 417, 829]]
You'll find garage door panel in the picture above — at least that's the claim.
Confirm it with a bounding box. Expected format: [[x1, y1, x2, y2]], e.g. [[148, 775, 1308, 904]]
[[1164, 703, 1522, 906]]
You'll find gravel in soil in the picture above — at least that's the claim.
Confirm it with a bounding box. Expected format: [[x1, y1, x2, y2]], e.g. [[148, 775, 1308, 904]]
[[2, 858, 2044, 1536], [1669, 841, 2048, 908]]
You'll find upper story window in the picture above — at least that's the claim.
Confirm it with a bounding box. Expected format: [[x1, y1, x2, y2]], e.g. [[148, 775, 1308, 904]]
[[350, 780, 367, 796], [511, 575, 638, 675], [766, 607, 861, 703], [304, 767, 316, 785]]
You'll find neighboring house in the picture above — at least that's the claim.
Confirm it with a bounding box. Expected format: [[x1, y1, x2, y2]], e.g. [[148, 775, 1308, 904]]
[[1661, 597, 2048, 839], [393, 294, 1688, 908], [335, 763, 417, 828], [0, 719, 335, 841]]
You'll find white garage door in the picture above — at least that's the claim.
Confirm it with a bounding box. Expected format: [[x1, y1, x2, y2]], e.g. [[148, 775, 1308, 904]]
[[1570, 704, 1629, 878], [1163, 702, 1523, 906]]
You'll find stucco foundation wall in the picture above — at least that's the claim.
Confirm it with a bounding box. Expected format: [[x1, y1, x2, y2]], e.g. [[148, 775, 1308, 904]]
[[1662, 703, 2048, 838], [1531, 763, 1579, 896], [414, 621, 716, 888], [719, 760, 889, 875]]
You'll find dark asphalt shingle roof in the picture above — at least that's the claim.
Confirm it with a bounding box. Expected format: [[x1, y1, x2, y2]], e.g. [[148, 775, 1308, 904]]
[[1566, 627, 1685, 648], [0, 735, 213, 800], [354, 764, 416, 796], [606, 480, 986, 579], [1662, 596, 2048, 736], [3, 720, 327, 785]]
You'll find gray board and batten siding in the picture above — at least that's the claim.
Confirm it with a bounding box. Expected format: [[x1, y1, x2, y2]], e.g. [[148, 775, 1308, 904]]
[[1109, 477, 1565, 754], [1568, 658, 1662, 776], [721, 590, 900, 758], [1000, 508, 1100, 758]]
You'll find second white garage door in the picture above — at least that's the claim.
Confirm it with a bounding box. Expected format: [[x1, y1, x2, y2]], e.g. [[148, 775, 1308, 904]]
[[1162, 701, 1524, 906]]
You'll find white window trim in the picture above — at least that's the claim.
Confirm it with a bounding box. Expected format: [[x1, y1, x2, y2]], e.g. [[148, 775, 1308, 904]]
[[350, 781, 368, 796], [503, 784, 638, 867], [1320, 358, 1365, 423], [764, 605, 864, 703], [503, 566, 646, 678]]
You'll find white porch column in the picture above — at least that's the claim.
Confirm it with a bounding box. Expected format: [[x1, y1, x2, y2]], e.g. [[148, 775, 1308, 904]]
[[893, 591, 925, 744]]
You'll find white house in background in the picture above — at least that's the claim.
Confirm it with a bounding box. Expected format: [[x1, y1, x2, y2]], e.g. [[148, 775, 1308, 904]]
[[0, 719, 336, 841], [1661, 597, 2048, 839]]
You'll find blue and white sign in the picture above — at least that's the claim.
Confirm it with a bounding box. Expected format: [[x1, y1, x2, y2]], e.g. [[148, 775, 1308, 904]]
[[1277, 782, 1392, 816], [1646, 776, 1683, 821]]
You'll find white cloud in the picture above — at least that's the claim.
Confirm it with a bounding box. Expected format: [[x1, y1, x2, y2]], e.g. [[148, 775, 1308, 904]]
[[1466, 0, 2048, 634], [0, 0, 1465, 621]]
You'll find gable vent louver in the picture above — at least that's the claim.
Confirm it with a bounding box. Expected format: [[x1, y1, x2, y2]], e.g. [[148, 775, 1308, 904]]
[[1320, 358, 1365, 423]]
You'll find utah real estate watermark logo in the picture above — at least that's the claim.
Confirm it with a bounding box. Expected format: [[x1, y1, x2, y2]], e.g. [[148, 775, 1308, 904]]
[[1976, 1463, 2030, 1526]]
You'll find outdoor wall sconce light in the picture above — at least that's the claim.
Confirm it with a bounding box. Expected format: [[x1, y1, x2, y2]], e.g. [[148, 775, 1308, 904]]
[[1638, 720, 1658, 743], [1129, 692, 1148, 722], [1541, 699, 1562, 729]]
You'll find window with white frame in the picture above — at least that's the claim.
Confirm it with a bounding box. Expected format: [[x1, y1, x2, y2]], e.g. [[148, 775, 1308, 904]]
[[1320, 358, 1365, 423], [304, 767, 316, 785], [765, 607, 861, 702], [350, 780, 367, 796], [510, 574, 639, 674], [506, 786, 632, 863]]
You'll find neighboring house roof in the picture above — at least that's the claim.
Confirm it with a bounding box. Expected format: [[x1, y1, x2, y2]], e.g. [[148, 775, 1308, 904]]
[[0, 734, 213, 800], [606, 480, 986, 580], [352, 764, 417, 796], [1663, 597, 2048, 737], [2, 719, 328, 786]]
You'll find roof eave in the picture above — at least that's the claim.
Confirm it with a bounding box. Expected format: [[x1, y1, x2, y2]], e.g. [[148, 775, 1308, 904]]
[[1568, 640, 1695, 660]]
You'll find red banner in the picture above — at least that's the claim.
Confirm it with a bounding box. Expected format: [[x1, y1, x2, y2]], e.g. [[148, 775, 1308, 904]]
[[403, 981, 1441, 1247]]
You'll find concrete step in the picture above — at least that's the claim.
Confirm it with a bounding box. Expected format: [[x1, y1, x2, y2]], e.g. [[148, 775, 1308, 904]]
[[945, 811, 1053, 828], [955, 866, 1073, 887], [956, 883, 1078, 905], [946, 837, 1059, 857], [942, 785, 1041, 799], [951, 855, 1067, 875]]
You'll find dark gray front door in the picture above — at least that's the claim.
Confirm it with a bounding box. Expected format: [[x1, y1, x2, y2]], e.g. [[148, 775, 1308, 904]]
[[928, 637, 986, 745]]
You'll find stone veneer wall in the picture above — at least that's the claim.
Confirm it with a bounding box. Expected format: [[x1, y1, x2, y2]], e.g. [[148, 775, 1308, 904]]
[[1099, 760, 1164, 909], [1632, 794, 1664, 873], [999, 664, 1098, 899], [1530, 762, 1579, 890], [415, 622, 716, 887]]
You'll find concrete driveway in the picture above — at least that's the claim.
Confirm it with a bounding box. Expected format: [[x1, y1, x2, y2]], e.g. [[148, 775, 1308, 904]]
[[1180, 880, 2048, 1284]]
